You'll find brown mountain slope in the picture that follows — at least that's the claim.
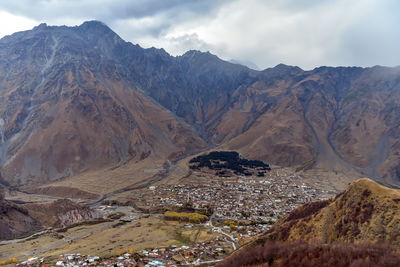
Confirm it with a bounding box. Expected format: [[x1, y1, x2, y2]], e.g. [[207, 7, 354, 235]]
[[217, 66, 400, 184], [0, 21, 400, 187], [0, 22, 206, 186]]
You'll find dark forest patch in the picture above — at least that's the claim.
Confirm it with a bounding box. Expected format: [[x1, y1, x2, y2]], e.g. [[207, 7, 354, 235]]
[[189, 151, 271, 176]]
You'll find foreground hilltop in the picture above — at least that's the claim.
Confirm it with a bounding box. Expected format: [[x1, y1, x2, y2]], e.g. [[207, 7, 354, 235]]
[[261, 178, 400, 246], [0, 21, 399, 187], [219, 178, 400, 266]]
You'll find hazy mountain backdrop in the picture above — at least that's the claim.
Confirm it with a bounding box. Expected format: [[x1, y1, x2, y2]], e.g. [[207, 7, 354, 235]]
[[0, 21, 399, 186]]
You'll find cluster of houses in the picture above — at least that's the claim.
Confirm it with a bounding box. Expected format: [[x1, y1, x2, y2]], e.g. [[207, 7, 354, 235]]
[[15, 239, 231, 267], [135, 239, 229, 266], [133, 169, 336, 238], [16, 254, 137, 266], [13, 169, 337, 267]]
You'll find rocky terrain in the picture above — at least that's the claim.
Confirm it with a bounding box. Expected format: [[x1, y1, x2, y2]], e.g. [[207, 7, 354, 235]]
[[0, 188, 97, 240], [0, 21, 207, 186], [23, 199, 98, 228], [0, 190, 41, 239], [0, 20, 399, 188]]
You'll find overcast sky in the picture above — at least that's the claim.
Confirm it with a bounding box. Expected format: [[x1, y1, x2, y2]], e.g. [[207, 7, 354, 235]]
[[0, 0, 399, 70]]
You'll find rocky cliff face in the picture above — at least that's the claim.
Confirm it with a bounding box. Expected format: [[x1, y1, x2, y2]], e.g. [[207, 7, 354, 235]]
[[23, 199, 98, 228], [0, 197, 41, 239], [0, 197, 98, 239], [0, 21, 399, 186]]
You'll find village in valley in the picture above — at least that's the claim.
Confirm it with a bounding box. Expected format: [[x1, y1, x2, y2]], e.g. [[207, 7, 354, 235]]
[[7, 152, 338, 267], [130, 166, 337, 240]]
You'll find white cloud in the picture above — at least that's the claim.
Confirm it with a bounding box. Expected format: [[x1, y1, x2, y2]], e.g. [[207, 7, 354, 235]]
[[137, 0, 391, 69], [0, 10, 38, 38]]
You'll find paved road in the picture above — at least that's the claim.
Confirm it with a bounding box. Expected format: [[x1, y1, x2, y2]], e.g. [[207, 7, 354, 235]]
[[208, 214, 238, 250], [0, 230, 50, 246]]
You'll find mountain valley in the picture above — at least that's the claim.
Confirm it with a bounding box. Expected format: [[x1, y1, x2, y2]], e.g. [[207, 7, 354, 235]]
[[0, 21, 399, 266]]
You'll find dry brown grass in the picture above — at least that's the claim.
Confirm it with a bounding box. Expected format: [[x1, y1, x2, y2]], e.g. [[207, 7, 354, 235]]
[[217, 241, 400, 267], [41, 158, 167, 195], [0, 216, 217, 262], [260, 178, 400, 247]]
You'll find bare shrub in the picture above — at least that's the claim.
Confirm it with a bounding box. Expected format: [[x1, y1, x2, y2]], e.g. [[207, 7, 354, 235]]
[[217, 241, 400, 267]]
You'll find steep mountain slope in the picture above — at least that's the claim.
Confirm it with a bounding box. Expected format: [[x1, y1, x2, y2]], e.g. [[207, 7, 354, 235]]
[[0, 21, 399, 186], [0, 21, 207, 185], [114, 43, 258, 140], [219, 66, 400, 183]]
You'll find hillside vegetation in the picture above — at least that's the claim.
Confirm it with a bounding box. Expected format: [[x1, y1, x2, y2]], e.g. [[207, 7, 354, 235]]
[[259, 178, 400, 246], [164, 211, 208, 224], [217, 241, 400, 267], [218, 178, 400, 266], [189, 151, 270, 176]]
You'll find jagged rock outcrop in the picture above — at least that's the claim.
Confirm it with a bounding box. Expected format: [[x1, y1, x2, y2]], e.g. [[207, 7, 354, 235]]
[[0, 198, 98, 239], [23, 199, 98, 227]]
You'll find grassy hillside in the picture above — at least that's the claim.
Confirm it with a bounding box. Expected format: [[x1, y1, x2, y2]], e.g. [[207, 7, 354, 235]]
[[218, 178, 400, 266], [259, 178, 400, 246]]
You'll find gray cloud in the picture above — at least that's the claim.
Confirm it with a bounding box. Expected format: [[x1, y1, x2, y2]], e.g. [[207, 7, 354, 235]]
[[0, 0, 227, 23], [0, 0, 399, 69]]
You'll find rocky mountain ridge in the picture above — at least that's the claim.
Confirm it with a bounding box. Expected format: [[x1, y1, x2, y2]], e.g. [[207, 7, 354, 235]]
[[0, 21, 399, 186]]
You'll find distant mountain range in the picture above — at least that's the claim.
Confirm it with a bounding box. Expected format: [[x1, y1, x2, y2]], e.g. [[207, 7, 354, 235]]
[[0, 21, 399, 186]]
